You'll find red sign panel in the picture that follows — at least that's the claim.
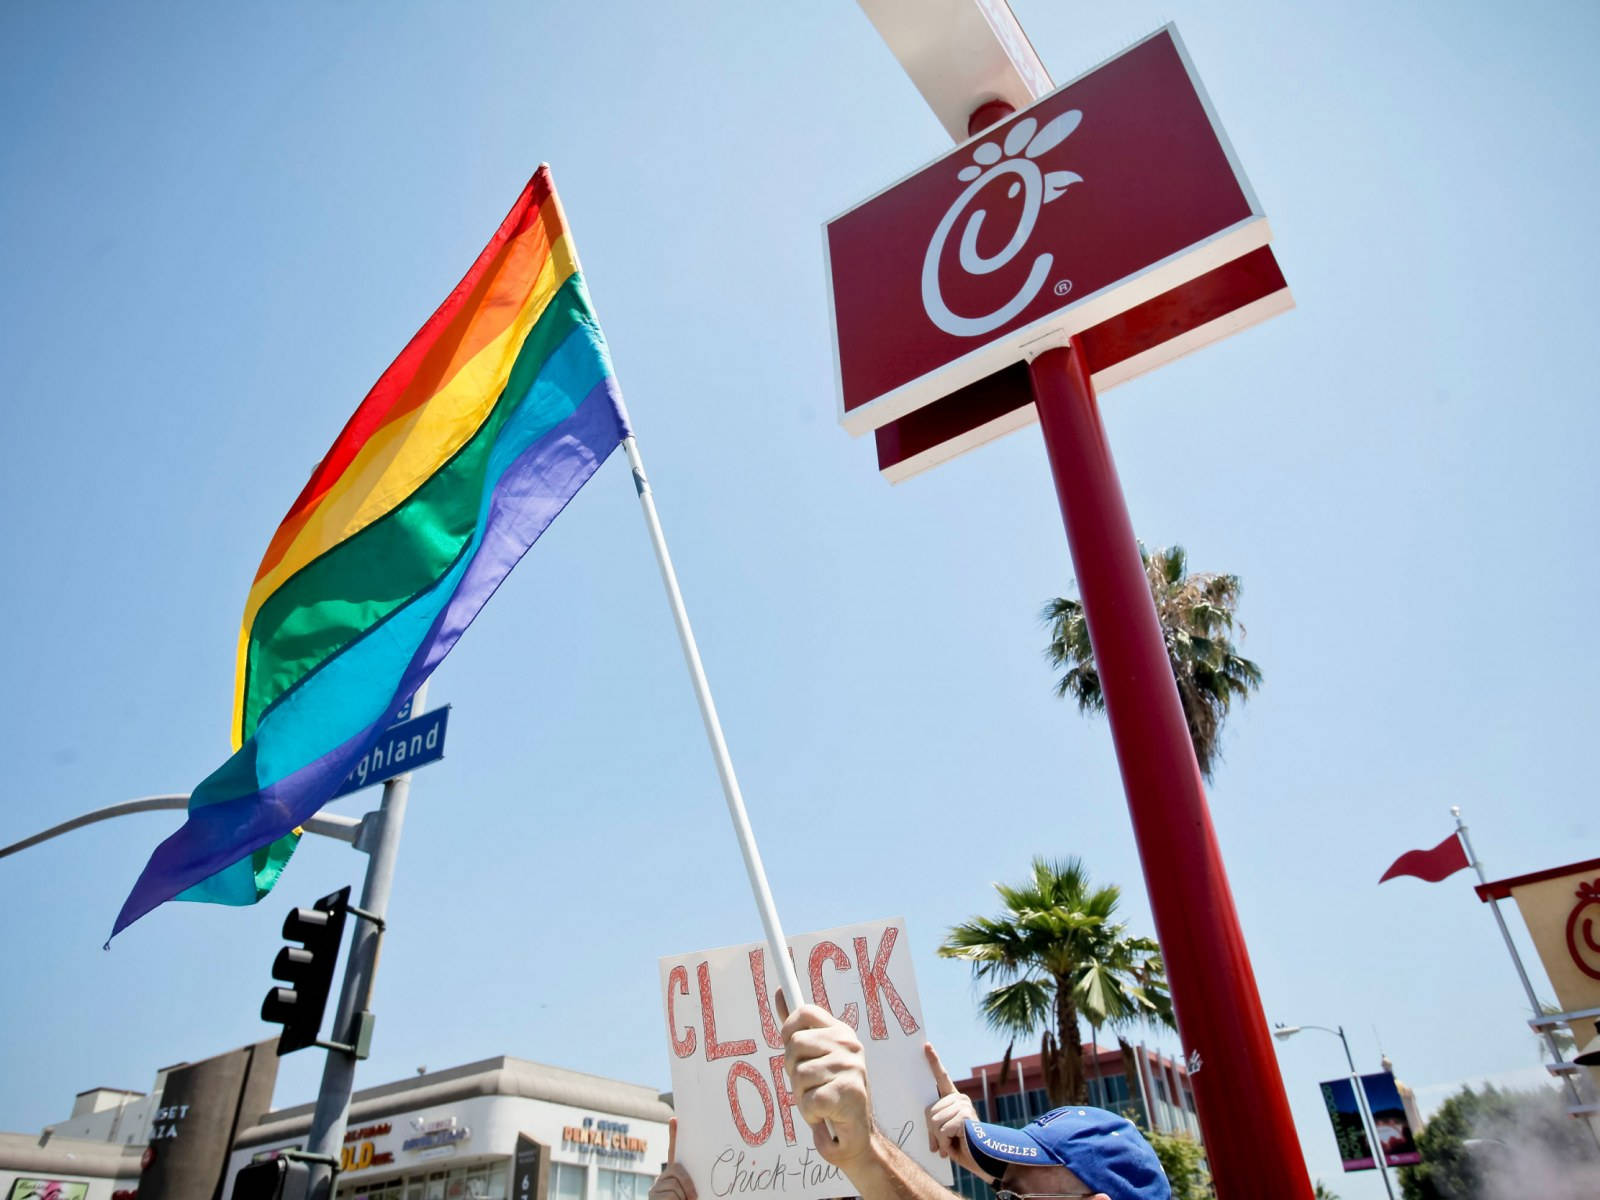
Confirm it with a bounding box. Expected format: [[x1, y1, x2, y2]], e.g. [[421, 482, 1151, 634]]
[[827, 25, 1282, 440], [874, 246, 1290, 480]]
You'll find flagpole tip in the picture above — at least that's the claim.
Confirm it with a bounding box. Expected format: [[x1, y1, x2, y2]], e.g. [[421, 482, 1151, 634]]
[[1450, 805, 1462, 817]]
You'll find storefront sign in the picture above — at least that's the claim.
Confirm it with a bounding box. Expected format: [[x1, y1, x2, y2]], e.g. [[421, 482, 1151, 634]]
[[513, 1133, 548, 1200], [340, 1141, 397, 1172], [562, 1117, 648, 1160], [1318, 1078, 1375, 1172], [403, 1125, 471, 1153], [825, 24, 1280, 443], [137, 1041, 278, 1200], [6, 1182, 90, 1200], [1478, 856, 1600, 1086], [659, 917, 946, 1200], [149, 1102, 191, 1142]]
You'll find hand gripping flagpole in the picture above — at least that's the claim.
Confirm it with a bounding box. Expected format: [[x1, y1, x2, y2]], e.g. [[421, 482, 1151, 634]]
[[621, 436, 815, 1035]]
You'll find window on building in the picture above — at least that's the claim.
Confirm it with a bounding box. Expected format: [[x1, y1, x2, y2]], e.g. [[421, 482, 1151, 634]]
[[447, 1163, 508, 1199], [552, 1161, 587, 1200], [1025, 1089, 1050, 1119], [342, 1178, 405, 1200], [952, 1164, 989, 1200], [598, 1168, 653, 1200]]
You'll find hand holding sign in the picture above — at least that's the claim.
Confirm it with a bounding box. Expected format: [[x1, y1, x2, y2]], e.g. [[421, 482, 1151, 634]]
[[777, 993, 870, 1166], [922, 1044, 988, 1180], [649, 1118, 698, 1200], [659, 917, 950, 1200]]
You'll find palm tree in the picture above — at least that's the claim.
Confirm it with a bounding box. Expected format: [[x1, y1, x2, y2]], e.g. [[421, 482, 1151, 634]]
[[1043, 543, 1261, 780], [1078, 924, 1177, 1122], [939, 857, 1172, 1108]]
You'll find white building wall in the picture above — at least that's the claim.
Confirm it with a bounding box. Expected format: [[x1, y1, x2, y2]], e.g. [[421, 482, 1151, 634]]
[[224, 1091, 669, 1198]]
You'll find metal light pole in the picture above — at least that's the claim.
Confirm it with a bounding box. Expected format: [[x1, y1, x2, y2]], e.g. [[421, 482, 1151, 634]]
[[1274, 1024, 1395, 1200], [0, 695, 432, 1200], [0, 799, 362, 862], [300, 678, 430, 1200]]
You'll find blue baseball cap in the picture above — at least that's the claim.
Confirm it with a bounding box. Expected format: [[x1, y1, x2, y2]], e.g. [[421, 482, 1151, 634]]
[[964, 1107, 1170, 1200]]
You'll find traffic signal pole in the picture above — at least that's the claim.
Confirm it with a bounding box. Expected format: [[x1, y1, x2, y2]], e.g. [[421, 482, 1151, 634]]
[[300, 678, 429, 1200]]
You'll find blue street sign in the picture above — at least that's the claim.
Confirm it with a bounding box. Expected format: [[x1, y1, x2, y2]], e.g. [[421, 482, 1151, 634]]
[[330, 706, 449, 800]]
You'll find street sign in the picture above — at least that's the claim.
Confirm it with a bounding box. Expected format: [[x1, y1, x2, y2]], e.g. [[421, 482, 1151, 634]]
[[826, 25, 1285, 440], [329, 705, 449, 800]]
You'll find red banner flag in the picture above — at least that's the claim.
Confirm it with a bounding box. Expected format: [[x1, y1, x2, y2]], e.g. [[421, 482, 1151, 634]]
[[1379, 833, 1470, 884]]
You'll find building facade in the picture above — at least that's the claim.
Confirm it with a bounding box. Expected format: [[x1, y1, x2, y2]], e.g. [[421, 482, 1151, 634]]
[[4, 1051, 670, 1200], [944, 1045, 1202, 1200], [226, 1056, 672, 1200]]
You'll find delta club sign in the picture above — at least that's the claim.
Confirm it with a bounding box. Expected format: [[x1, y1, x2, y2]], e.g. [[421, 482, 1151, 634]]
[[825, 25, 1291, 479]]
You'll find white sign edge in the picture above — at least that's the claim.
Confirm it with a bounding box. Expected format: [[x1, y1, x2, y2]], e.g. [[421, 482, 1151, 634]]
[[839, 214, 1272, 437], [879, 284, 1296, 483]]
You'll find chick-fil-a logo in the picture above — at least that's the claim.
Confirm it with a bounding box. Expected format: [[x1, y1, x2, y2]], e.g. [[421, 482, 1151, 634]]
[[920, 109, 1085, 338], [1565, 878, 1600, 980]]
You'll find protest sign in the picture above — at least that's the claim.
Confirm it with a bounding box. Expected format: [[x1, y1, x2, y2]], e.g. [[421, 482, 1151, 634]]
[[659, 917, 951, 1200]]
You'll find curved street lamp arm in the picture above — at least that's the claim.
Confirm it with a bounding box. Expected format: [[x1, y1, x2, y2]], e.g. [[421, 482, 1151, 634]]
[[0, 795, 361, 861]]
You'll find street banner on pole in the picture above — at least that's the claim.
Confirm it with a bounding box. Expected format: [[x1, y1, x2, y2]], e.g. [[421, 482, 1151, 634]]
[[1358, 1073, 1421, 1167], [1318, 1078, 1376, 1172], [659, 918, 948, 1200]]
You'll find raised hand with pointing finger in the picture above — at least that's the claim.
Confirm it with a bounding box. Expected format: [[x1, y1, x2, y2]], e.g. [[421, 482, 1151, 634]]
[[921, 1043, 990, 1180], [647, 1118, 696, 1200]]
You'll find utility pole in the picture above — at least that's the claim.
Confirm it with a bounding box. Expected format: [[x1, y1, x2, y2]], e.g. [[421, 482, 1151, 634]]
[[297, 678, 429, 1200]]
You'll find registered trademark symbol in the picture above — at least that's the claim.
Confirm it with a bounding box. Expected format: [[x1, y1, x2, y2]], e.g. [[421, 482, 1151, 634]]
[[1053, 279, 1073, 297]]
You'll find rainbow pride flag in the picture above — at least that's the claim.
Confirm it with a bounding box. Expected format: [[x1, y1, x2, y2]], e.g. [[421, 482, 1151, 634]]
[[114, 167, 629, 938]]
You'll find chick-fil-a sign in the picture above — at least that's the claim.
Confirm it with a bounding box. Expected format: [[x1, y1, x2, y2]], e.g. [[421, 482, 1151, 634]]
[[659, 918, 949, 1200], [827, 24, 1273, 437]]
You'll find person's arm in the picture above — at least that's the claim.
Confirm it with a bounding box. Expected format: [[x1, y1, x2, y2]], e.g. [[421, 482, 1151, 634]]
[[779, 1000, 960, 1200], [832, 1129, 970, 1200]]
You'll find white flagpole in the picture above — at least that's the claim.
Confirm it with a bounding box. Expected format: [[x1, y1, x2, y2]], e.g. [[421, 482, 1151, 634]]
[[621, 435, 808, 1016]]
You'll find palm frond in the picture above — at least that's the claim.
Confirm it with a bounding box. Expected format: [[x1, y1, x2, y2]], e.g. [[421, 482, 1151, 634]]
[[980, 976, 1055, 1037], [1048, 543, 1262, 781]]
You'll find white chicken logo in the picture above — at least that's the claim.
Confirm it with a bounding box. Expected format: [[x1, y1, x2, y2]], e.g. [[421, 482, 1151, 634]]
[[920, 109, 1084, 337]]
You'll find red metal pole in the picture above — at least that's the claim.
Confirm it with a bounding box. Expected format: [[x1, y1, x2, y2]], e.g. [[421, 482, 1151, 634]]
[[1027, 339, 1312, 1200]]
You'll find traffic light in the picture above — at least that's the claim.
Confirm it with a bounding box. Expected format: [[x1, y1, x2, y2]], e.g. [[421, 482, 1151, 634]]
[[261, 885, 350, 1055], [233, 1156, 312, 1200]]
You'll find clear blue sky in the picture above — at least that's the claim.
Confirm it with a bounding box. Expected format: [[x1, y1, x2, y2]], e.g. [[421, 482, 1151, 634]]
[[2, 2, 1596, 1195]]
